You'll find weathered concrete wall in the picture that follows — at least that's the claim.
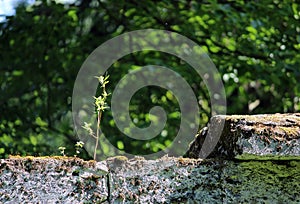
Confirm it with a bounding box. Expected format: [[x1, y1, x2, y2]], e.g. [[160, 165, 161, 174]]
[[0, 156, 109, 203], [107, 156, 300, 203], [0, 156, 299, 203], [186, 113, 300, 159], [0, 113, 299, 203]]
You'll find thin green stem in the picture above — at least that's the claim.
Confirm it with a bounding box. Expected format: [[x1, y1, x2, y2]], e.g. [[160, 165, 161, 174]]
[[94, 110, 102, 160], [91, 74, 109, 160]]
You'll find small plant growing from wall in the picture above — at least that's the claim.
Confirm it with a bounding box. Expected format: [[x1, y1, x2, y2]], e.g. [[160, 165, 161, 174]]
[[58, 146, 66, 156], [74, 141, 84, 157], [82, 75, 110, 160], [58, 141, 84, 157]]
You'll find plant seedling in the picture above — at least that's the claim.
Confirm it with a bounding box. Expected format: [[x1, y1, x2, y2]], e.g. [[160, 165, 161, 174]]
[[58, 146, 66, 156], [74, 141, 84, 157], [82, 74, 110, 160]]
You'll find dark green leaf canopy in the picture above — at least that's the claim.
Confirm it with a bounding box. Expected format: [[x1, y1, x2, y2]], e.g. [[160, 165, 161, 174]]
[[0, 0, 299, 159]]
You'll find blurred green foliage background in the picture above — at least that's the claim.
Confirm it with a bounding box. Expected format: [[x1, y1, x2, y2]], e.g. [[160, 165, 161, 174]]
[[0, 0, 299, 159]]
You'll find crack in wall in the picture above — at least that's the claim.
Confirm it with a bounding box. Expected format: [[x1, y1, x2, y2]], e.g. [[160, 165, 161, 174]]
[[106, 172, 111, 203]]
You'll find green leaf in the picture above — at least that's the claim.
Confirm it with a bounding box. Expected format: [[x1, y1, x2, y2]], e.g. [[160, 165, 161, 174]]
[[117, 141, 124, 150], [246, 26, 258, 35]]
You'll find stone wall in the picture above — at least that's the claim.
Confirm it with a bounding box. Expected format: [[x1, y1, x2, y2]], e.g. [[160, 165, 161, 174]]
[[0, 113, 299, 203]]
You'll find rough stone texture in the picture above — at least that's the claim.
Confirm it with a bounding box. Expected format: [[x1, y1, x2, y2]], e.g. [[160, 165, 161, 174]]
[[107, 156, 300, 203], [186, 113, 300, 159], [0, 113, 300, 203], [0, 156, 108, 203], [1, 156, 299, 203]]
